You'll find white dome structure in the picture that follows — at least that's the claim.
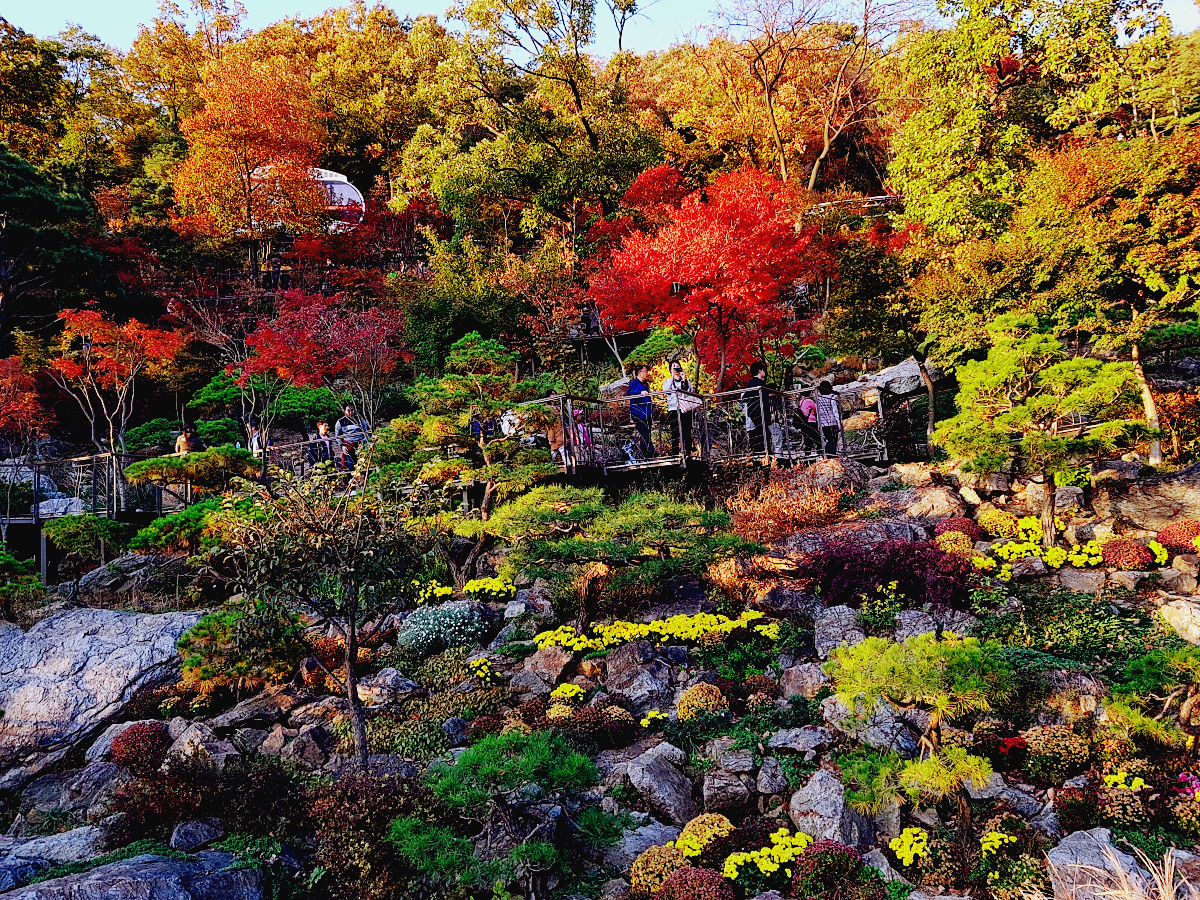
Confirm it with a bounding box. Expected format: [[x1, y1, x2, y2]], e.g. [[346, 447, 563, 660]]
[[313, 168, 365, 230]]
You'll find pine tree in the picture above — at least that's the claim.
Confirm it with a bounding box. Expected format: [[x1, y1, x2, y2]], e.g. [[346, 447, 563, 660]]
[[934, 314, 1138, 546]]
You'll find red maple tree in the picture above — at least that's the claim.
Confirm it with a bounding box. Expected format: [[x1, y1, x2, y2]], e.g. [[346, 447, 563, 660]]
[[48, 310, 185, 452], [0, 355, 51, 446], [589, 167, 828, 390], [240, 292, 407, 436]]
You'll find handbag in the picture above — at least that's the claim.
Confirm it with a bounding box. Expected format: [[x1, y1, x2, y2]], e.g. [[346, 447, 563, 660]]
[[677, 390, 703, 414]]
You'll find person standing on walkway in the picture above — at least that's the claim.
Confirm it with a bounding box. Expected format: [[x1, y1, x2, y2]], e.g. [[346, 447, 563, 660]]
[[627, 364, 654, 459], [815, 381, 843, 457], [660, 360, 697, 458], [744, 361, 772, 454]]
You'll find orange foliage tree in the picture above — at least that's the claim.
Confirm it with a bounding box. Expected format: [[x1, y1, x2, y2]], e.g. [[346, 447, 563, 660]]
[[173, 56, 325, 272]]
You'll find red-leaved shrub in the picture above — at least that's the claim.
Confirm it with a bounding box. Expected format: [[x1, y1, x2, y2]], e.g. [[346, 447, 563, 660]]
[[110, 722, 172, 776], [1158, 520, 1200, 555], [791, 840, 886, 900], [803, 539, 976, 611], [934, 517, 985, 541], [1101, 539, 1154, 571], [310, 770, 447, 900], [654, 867, 735, 900]]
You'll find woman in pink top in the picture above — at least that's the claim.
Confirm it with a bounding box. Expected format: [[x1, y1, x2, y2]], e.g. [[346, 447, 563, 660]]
[[797, 395, 820, 453]]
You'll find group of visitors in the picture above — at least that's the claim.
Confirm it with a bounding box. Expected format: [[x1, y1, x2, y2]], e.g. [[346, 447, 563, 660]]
[[173, 405, 370, 472], [624, 360, 844, 461]]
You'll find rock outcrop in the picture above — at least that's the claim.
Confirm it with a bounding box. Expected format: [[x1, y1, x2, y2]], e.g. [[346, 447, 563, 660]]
[[2, 852, 263, 900], [787, 769, 872, 848], [0, 608, 202, 789], [1093, 462, 1200, 530]]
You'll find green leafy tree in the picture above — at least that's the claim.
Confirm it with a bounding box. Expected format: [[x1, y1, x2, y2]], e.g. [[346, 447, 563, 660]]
[[822, 231, 942, 443], [0, 145, 98, 340], [383, 332, 561, 587], [934, 313, 1139, 545], [44, 514, 136, 594], [890, 0, 1167, 240], [0, 542, 41, 622], [211, 469, 418, 765]]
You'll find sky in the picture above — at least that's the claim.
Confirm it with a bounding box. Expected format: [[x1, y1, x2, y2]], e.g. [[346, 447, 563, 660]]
[[13, 0, 1199, 55]]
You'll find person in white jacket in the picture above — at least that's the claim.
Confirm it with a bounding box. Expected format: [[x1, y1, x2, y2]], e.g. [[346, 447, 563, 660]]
[[660, 361, 698, 457], [814, 381, 842, 457]]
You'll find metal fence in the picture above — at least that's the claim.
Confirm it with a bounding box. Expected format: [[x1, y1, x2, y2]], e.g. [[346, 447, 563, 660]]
[[0, 453, 164, 527], [523, 386, 888, 474]]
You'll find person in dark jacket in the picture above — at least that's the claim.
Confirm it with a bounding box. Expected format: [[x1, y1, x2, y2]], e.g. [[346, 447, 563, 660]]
[[627, 364, 654, 459], [743, 361, 772, 454]]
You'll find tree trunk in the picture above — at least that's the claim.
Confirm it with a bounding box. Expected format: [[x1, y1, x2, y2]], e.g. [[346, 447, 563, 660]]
[[1132, 342, 1162, 466], [763, 90, 789, 182], [343, 601, 369, 767], [914, 352, 937, 449], [1040, 469, 1057, 549]]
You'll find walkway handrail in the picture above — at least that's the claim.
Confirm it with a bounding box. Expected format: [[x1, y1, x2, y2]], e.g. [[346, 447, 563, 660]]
[[520, 383, 888, 473]]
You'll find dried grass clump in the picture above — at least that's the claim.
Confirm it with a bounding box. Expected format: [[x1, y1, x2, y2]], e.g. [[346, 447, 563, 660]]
[[1021, 847, 1194, 900], [726, 469, 843, 542]]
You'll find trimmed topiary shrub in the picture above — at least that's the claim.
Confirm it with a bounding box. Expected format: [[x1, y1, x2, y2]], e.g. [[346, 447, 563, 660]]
[[1101, 539, 1154, 571], [935, 517, 985, 541], [790, 840, 886, 900], [677, 684, 728, 722], [1158, 520, 1200, 555], [654, 866, 734, 900], [110, 722, 172, 776]]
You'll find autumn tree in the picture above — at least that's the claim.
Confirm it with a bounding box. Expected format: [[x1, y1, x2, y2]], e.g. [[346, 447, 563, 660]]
[[0, 19, 66, 163], [589, 167, 828, 390], [48, 309, 185, 454], [997, 131, 1200, 466], [891, 0, 1167, 239], [125, 0, 247, 126], [174, 55, 325, 272], [247, 291, 408, 429]]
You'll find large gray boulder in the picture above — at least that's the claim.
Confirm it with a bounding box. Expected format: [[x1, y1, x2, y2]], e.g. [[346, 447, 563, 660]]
[[2, 851, 263, 900], [0, 608, 202, 789], [603, 821, 680, 870], [787, 769, 872, 848], [1046, 828, 1148, 900], [627, 750, 697, 825], [604, 641, 672, 713], [814, 606, 865, 659], [1093, 463, 1200, 530], [6, 825, 107, 864]]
